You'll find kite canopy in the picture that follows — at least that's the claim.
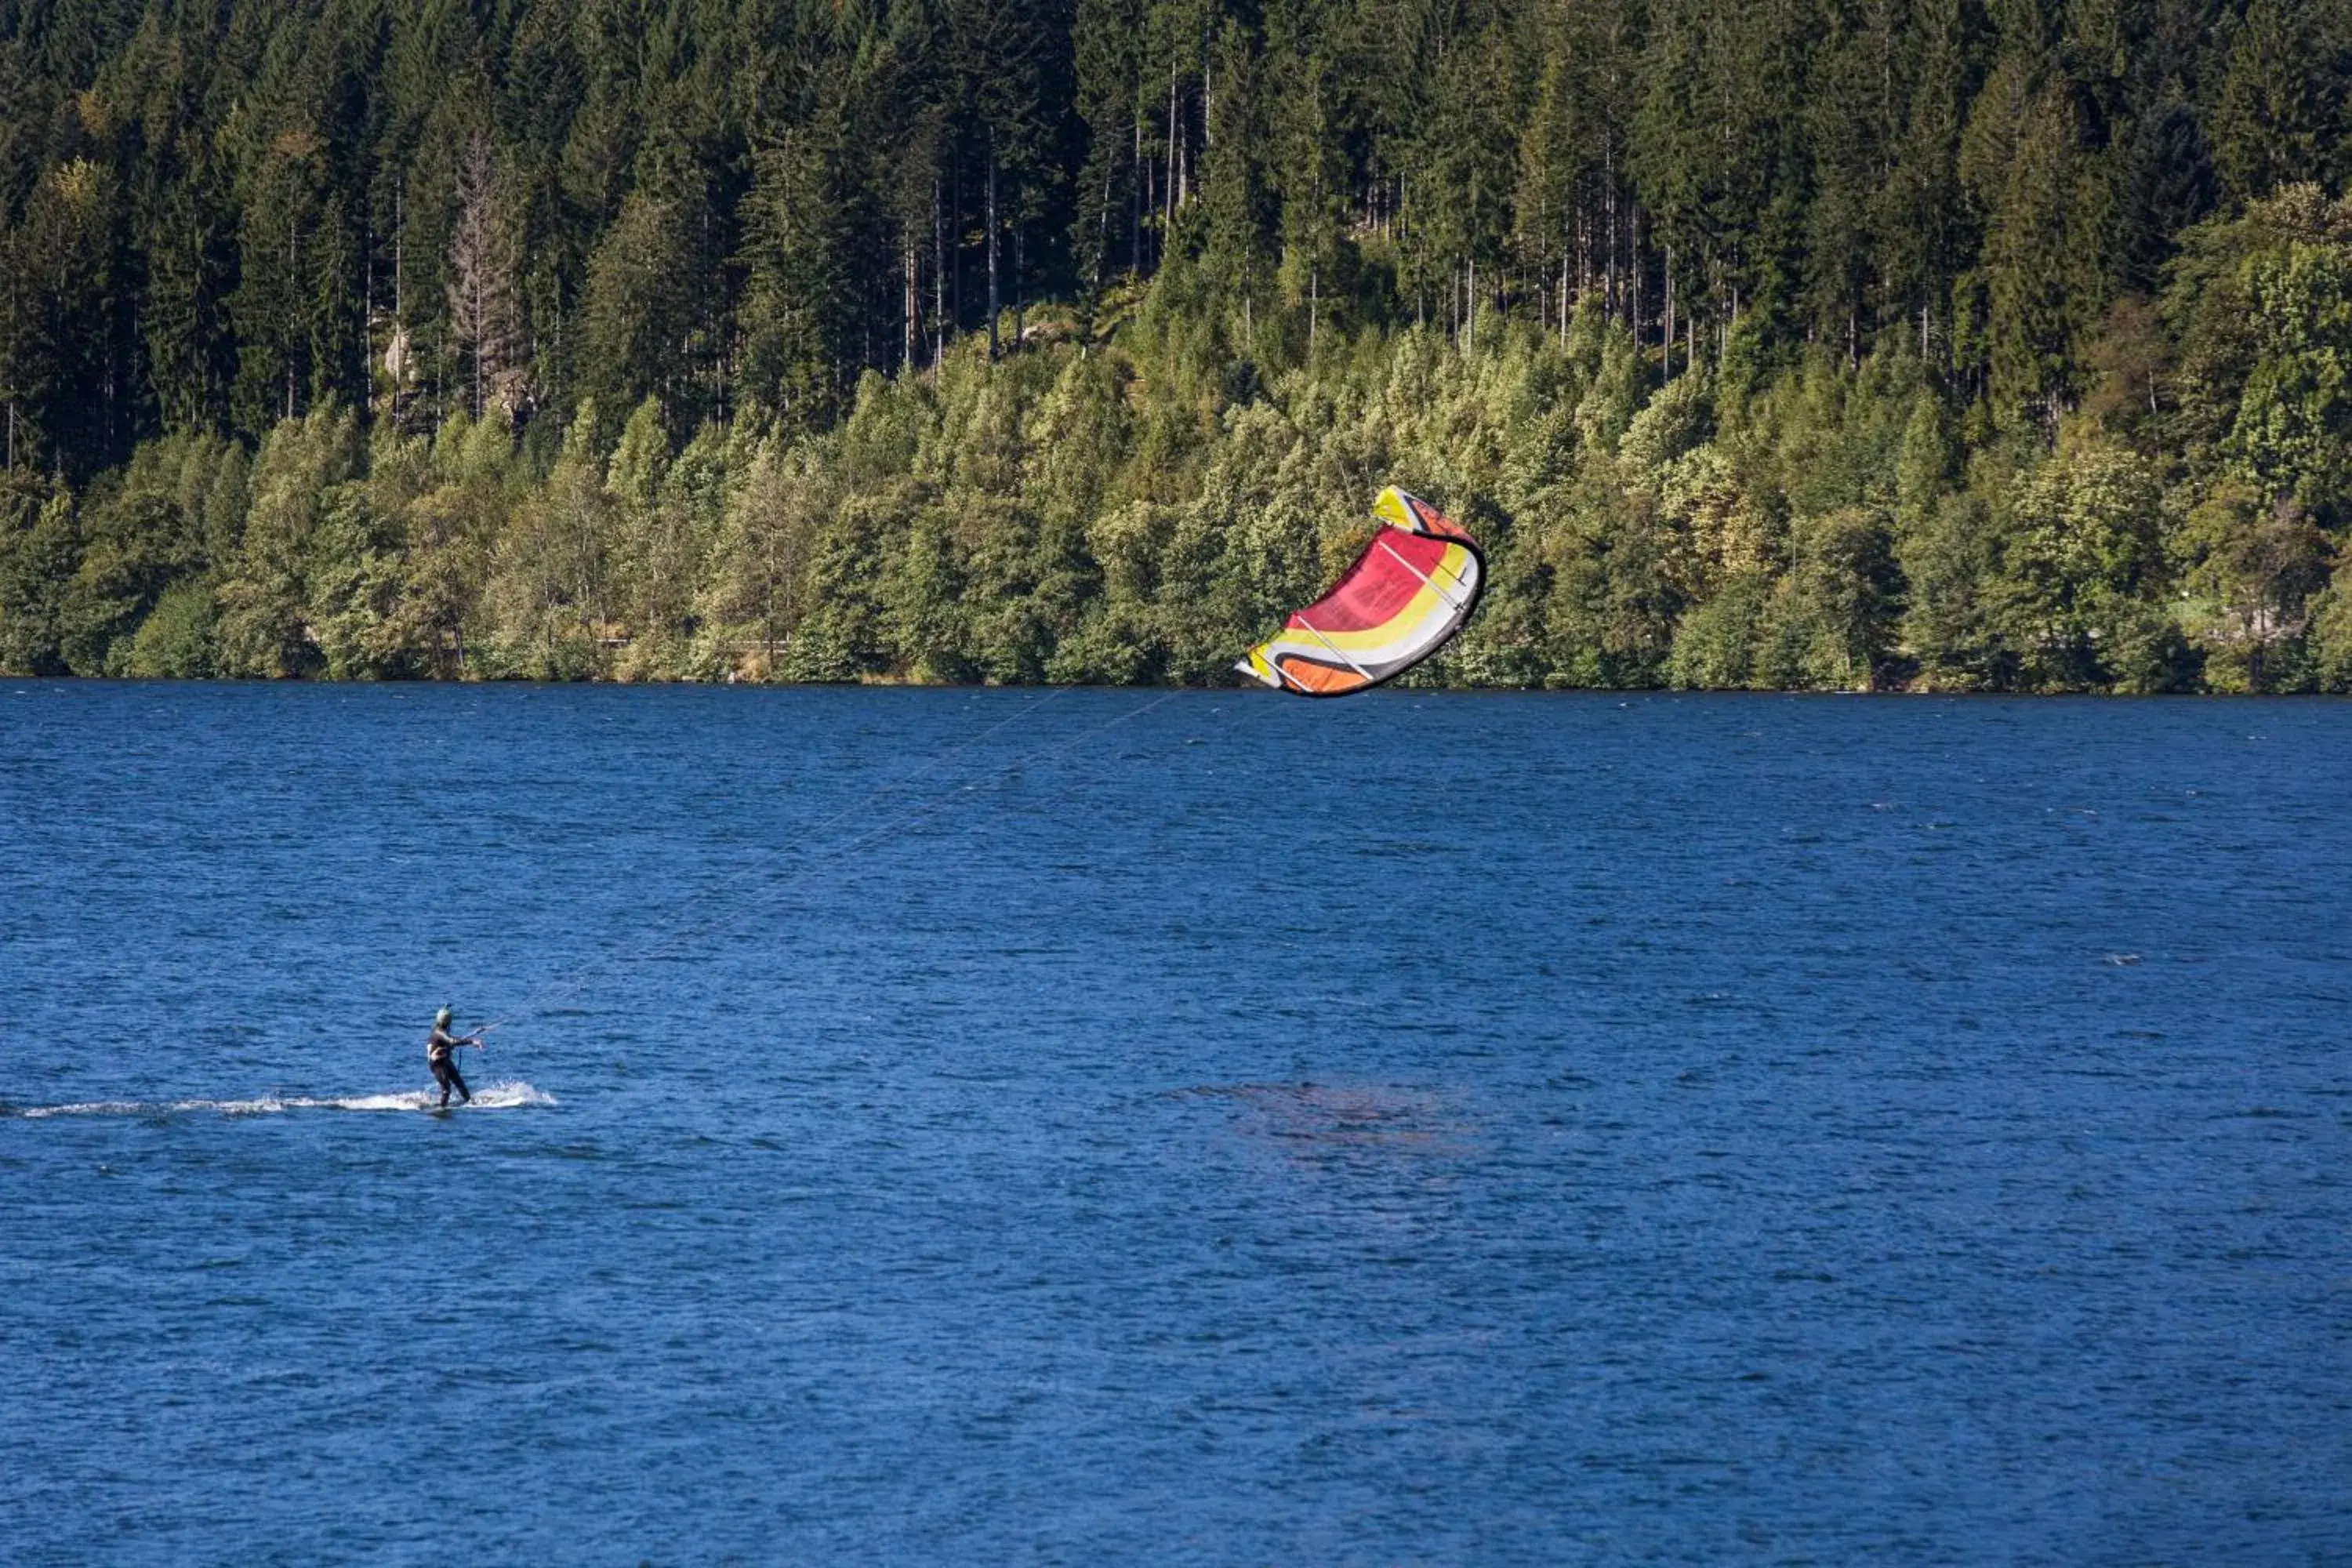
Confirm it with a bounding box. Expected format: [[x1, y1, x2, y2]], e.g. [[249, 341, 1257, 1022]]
[[1236, 488, 1485, 696]]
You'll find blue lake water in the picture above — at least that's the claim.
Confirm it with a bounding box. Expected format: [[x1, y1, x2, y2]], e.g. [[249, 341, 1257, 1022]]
[[2, 682, 2347, 1563]]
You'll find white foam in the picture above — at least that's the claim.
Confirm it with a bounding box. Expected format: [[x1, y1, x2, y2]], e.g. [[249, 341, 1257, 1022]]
[[10, 1080, 557, 1119], [448, 1080, 557, 1111]]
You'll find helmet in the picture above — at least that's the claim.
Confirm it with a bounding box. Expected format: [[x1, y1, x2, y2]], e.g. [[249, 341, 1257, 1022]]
[[435, 1006, 453, 1026]]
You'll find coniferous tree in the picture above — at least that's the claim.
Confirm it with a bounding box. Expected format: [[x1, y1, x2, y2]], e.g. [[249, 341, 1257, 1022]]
[[0, 0, 2346, 692], [2210, 0, 2352, 205]]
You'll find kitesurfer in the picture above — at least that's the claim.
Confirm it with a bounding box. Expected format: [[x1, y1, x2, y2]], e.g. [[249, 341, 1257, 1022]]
[[426, 1007, 481, 1108]]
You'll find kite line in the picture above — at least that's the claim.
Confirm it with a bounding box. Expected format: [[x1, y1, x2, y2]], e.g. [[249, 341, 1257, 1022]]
[[474, 485, 1483, 1044], [473, 685, 1211, 1041]]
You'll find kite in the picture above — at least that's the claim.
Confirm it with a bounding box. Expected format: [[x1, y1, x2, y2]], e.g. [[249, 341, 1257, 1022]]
[[1236, 487, 1486, 697]]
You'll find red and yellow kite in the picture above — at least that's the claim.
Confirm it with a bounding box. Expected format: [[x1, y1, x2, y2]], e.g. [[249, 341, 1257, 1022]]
[[1236, 488, 1486, 697]]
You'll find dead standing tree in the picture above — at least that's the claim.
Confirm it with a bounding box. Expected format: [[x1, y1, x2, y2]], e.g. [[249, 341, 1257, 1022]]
[[447, 132, 521, 422]]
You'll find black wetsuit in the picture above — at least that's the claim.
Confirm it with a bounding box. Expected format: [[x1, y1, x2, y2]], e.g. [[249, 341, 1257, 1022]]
[[426, 1024, 473, 1105]]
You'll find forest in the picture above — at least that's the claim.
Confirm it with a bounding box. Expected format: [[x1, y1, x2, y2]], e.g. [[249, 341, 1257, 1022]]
[[1, 0, 2348, 690]]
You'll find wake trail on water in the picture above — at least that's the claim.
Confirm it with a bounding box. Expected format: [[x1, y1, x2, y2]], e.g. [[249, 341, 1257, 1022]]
[[5, 1080, 557, 1119]]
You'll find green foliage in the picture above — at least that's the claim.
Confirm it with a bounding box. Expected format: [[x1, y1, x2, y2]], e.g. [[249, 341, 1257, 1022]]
[[2229, 225, 2352, 517], [2209, 0, 2352, 206], [122, 580, 216, 678], [1988, 437, 2172, 688], [0, 2, 2346, 692], [0, 481, 78, 674], [212, 405, 359, 677], [2310, 573, 2352, 691]]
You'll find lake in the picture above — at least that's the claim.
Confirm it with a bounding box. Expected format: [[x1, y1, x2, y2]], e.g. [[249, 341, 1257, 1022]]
[[2, 683, 2347, 1563]]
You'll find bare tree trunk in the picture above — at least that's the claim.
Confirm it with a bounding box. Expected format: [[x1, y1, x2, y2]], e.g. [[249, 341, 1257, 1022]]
[[1178, 93, 1189, 210], [985, 132, 1000, 360], [287, 215, 299, 421], [1604, 178, 1618, 322], [904, 232, 918, 373], [1094, 148, 1111, 291], [1664, 243, 1675, 379], [1628, 204, 1642, 360]]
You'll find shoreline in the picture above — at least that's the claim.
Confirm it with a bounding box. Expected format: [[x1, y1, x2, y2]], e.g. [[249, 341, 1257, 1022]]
[[6, 671, 2340, 698]]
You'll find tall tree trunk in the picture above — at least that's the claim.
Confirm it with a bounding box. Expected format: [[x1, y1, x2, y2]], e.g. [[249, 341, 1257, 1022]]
[[1202, 42, 1212, 154], [904, 232, 918, 373], [985, 133, 1000, 361], [1604, 181, 1617, 322], [1094, 147, 1111, 290], [1628, 204, 1642, 356], [1178, 74, 1191, 208], [1664, 243, 1675, 379], [287, 216, 299, 422]]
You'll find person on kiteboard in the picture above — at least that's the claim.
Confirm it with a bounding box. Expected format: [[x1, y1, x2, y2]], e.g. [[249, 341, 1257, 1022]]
[[426, 1007, 482, 1108]]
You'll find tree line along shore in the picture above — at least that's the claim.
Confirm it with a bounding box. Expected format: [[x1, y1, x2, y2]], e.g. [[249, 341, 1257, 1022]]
[[1, 2, 2347, 690]]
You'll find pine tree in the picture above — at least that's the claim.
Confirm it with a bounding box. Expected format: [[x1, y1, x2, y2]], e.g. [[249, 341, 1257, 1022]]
[[1198, 15, 1276, 328], [1072, 0, 1146, 289], [1266, 0, 1353, 354], [1969, 69, 2110, 430], [2210, 0, 2351, 206]]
